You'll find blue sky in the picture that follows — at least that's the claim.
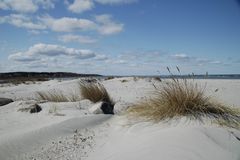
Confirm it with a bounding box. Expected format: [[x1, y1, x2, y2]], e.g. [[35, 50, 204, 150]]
[[0, 0, 240, 75]]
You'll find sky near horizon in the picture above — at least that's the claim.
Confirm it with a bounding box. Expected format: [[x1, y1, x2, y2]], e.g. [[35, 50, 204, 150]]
[[0, 0, 240, 75]]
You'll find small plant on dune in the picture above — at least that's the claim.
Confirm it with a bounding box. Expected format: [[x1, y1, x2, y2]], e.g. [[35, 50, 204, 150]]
[[79, 80, 114, 105], [121, 79, 128, 83], [36, 90, 80, 102], [48, 104, 65, 116], [105, 76, 115, 80], [133, 76, 138, 82], [128, 67, 240, 128], [36, 90, 69, 102], [153, 77, 162, 82], [48, 104, 58, 114]]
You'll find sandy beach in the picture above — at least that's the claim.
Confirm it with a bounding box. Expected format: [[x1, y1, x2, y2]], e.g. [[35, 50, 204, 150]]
[[0, 77, 239, 160], [1, 0, 240, 159]]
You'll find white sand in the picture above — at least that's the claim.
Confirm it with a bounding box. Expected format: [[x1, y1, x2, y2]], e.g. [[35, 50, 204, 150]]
[[0, 77, 240, 160]]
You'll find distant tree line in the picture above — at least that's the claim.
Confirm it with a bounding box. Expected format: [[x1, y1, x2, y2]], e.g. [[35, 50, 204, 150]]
[[0, 72, 101, 79]]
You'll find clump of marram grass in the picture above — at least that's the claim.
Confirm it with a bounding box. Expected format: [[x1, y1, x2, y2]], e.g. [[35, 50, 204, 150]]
[[36, 90, 80, 102], [68, 91, 81, 102], [121, 79, 128, 83], [128, 67, 240, 128], [79, 80, 114, 105]]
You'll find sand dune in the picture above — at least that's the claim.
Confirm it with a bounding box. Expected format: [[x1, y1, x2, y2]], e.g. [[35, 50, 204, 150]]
[[0, 115, 111, 160], [0, 77, 240, 160], [89, 118, 240, 160]]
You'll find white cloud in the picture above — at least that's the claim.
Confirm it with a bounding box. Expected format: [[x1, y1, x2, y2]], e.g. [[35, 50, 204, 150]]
[[27, 43, 70, 56], [1, 14, 97, 32], [35, 0, 55, 9], [59, 34, 97, 44], [39, 14, 123, 35], [0, 0, 56, 13], [71, 49, 96, 59], [28, 30, 41, 35], [196, 58, 225, 66], [40, 15, 96, 32], [95, 14, 123, 35], [0, 14, 46, 30], [65, 0, 137, 13], [8, 43, 96, 62], [68, 0, 94, 13], [112, 59, 127, 64], [0, 13, 123, 35], [95, 0, 137, 5], [8, 52, 40, 62], [28, 29, 48, 34], [171, 54, 191, 61], [0, 0, 38, 13], [209, 60, 222, 64], [94, 54, 108, 61]]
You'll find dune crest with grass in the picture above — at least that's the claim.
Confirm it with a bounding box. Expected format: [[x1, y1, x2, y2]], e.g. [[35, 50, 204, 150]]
[[128, 68, 240, 128], [0, 75, 240, 160]]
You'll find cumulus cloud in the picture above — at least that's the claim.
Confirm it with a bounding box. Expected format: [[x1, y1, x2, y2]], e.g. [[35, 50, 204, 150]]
[[8, 52, 40, 62], [8, 43, 96, 62], [27, 43, 71, 56], [0, 0, 55, 13], [0, 14, 96, 32], [68, 0, 94, 13], [0, 0, 38, 13], [39, 14, 123, 34], [0, 14, 46, 30], [39, 15, 96, 32], [95, 14, 123, 35], [65, 0, 137, 13], [72, 49, 96, 59], [95, 0, 138, 5], [0, 13, 123, 35], [59, 34, 97, 44]]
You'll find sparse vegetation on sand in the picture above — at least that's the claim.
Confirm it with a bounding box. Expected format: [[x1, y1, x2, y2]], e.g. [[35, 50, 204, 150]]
[[105, 76, 115, 80], [0, 77, 48, 85], [36, 90, 80, 102], [128, 67, 240, 128], [79, 80, 114, 105], [120, 79, 128, 83]]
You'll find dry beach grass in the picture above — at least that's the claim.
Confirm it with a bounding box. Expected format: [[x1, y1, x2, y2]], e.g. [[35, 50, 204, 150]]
[[128, 68, 240, 128], [36, 90, 80, 102], [79, 80, 114, 105], [35, 79, 114, 104]]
